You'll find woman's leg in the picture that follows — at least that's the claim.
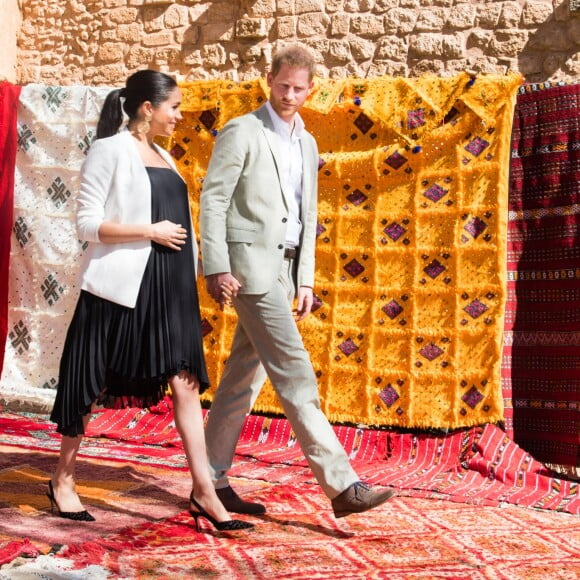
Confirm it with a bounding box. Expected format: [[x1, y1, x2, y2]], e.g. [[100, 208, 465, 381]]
[[50, 412, 91, 512], [170, 370, 231, 522]]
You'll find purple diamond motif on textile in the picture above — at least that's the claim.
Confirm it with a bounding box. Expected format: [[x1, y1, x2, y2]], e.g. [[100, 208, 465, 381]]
[[464, 216, 487, 238], [385, 151, 408, 170], [378, 384, 400, 408], [199, 110, 216, 130], [338, 338, 359, 356], [464, 299, 488, 319], [462, 386, 484, 409], [407, 108, 426, 129], [384, 222, 406, 241], [423, 260, 445, 279], [344, 259, 364, 277], [200, 319, 213, 337], [347, 189, 368, 206], [354, 112, 374, 134], [423, 183, 448, 203], [382, 300, 403, 319], [318, 157, 326, 170], [465, 136, 489, 156], [419, 343, 444, 361], [311, 294, 323, 312], [316, 223, 326, 237], [170, 143, 186, 160]]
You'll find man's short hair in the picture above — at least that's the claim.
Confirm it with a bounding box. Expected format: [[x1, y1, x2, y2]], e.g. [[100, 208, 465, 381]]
[[271, 44, 315, 81]]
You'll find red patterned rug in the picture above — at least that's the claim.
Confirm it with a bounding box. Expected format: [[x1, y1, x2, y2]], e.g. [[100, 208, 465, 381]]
[[0, 405, 577, 515], [1, 407, 579, 577], [503, 81, 580, 475], [46, 489, 580, 579], [2, 482, 579, 579]]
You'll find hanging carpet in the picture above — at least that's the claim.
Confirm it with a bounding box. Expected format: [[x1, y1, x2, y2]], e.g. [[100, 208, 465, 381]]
[[503, 81, 580, 476], [1, 74, 522, 431]]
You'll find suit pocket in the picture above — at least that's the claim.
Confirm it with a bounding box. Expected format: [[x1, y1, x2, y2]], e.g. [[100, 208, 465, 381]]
[[226, 226, 257, 243]]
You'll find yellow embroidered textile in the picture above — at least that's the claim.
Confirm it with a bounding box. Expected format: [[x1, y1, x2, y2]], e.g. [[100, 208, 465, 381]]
[[168, 73, 521, 429]]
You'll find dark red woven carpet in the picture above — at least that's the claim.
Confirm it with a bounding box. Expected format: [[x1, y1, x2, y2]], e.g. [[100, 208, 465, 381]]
[[503, 82, 580, 474]]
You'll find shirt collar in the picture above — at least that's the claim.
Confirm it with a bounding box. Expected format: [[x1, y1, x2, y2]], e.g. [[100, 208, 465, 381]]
[[265, 101, 304, 140]]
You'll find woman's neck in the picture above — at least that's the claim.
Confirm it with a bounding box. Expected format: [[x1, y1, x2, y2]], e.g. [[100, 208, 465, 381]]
[[129, 128, 172, 169]]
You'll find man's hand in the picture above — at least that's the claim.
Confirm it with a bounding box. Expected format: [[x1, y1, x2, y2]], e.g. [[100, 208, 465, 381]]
[[206, 272, 242, 310], [294, 286, 313, 321]]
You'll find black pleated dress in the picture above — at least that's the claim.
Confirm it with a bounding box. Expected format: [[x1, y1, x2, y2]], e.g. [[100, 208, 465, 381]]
[[50, 167, 209, 437]]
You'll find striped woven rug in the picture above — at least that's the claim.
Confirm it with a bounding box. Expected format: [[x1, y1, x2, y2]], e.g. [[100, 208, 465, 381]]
[[1, 405, 577, 515], [503, 81, 580, 477]]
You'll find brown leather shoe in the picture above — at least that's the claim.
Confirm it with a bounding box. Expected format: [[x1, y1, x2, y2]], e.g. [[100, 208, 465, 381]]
[[216, 486, 266, 515], [331, 481, 396, 518]]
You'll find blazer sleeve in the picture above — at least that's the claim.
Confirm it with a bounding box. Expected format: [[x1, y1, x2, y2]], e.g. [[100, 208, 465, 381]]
[[76, 138, 119, 243], [200, 118, 250, 276]]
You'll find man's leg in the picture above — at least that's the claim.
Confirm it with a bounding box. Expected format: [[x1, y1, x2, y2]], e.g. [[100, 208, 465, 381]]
[[207, 260, 395, 517], [231, 262, 358, 498], [205, 322, 267, 489]]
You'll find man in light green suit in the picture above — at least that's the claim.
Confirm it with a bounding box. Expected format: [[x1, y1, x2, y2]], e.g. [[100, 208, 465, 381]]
[[200, 44, 396, 519]]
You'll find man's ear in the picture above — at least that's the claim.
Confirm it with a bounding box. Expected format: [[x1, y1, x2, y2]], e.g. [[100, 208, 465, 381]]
[[266, 72, 273, 88]]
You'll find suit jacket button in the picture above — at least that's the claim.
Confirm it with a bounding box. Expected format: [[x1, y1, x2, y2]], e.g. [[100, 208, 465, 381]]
[[282, 217, 287, 223], [277, 244, 283, 250]]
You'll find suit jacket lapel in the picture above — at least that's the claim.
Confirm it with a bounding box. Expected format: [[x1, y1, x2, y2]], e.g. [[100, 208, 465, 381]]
[[256, 106, 292, 210]]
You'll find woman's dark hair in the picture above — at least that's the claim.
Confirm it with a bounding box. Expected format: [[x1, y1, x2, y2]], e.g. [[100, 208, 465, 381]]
[[96, 70, 178, 139]]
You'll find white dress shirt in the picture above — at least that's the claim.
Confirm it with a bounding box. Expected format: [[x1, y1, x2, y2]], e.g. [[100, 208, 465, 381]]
[[265, 100, 304, 249]]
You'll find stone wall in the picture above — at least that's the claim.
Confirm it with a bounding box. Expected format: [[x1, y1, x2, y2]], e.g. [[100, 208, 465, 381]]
[[13, 0, 580, 86]]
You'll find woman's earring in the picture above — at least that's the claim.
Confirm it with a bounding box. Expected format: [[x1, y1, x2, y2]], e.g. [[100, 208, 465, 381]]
[[137, 112, 152, 135]]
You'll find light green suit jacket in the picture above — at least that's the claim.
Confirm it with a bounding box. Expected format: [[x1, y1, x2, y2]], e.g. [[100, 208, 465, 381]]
[[200, 105, 319, 295]]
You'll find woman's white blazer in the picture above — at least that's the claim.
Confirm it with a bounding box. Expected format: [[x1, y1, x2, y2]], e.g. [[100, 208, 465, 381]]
[[76, 130, 196, 308]]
